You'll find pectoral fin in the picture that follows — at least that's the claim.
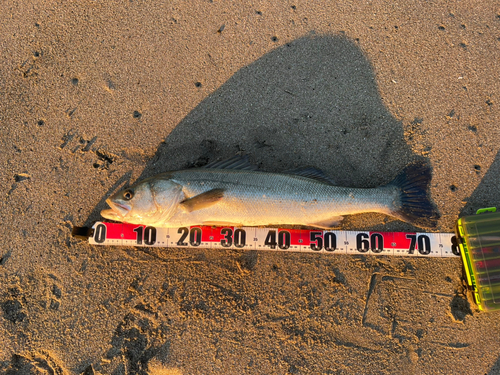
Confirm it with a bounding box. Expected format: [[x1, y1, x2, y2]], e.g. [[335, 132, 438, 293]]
[[306, 216, 344, 229], [180, 188, 225, 213]]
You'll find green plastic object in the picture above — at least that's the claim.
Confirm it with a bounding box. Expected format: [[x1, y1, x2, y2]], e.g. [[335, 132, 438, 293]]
[[456, 207, 500, 311]]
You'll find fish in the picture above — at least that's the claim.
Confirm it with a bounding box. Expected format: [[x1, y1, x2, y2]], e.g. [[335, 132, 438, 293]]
[[100, 155, 439, 229]]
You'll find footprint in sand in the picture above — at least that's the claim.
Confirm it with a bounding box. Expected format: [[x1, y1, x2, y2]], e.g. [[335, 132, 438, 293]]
[[96, 303, 170, 375], [2, 350, 67, 375]]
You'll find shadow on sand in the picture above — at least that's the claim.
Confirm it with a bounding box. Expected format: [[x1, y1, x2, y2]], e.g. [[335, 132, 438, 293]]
[[460, 149, 500, 217], [458, 149, 500, 375], [85, 34, 425, 229]]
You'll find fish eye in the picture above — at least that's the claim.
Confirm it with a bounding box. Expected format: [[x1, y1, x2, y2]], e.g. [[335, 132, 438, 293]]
[[123, 189, 134, 200]]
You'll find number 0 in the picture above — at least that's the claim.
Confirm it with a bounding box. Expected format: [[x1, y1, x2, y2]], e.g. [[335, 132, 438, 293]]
[[418, 235, 431, 255], [94, 224, 106, 243]]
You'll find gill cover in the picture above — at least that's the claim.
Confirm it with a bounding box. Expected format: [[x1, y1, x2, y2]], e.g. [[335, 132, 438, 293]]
[[101, 178, 184, 225], [148, 179, 184, 224]]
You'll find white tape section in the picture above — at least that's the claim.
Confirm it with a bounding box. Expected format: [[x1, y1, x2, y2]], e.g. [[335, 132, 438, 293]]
[[88, 222, 460, 258]]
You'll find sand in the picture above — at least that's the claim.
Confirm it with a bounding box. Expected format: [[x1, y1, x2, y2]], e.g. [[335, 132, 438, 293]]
[[1, 1, 500, 374]]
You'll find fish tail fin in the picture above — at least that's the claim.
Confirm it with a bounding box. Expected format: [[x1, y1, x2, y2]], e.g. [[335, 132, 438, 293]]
[[388, 161, 439, 228]]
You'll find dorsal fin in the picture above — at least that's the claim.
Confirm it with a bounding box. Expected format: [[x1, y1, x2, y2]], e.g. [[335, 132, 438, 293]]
[[284, 167, 336, 185], [203, 155, 259, 171]]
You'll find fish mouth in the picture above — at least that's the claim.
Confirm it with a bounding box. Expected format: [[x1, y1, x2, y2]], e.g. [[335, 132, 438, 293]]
[[101, 199, 131, 220]]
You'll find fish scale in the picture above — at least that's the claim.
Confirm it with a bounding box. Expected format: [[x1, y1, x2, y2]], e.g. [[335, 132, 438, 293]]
[[100, 155, 438, 229], [166, 169, 398, 228]]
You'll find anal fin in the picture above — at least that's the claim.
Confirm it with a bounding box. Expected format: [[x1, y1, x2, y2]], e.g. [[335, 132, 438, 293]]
[[202, 221, 244, 227], [306, 216, 344, 230]]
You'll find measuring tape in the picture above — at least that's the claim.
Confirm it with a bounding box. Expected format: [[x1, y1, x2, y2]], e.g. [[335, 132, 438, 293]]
[[75, 222, 460, 258]]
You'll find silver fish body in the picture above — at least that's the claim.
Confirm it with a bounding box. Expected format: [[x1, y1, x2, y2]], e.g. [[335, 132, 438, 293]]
[[101, 156, 438, 228]]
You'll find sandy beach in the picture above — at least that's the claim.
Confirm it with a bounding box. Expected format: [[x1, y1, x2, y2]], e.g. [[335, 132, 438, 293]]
[[1, 1, 500, 374]]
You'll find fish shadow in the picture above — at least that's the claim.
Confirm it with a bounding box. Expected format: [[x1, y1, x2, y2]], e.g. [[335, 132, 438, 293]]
[[83, 171, 132, 227], [460, 149, 500, 216], [458, 150, 500, 375], [87, 34, 429, 230], [488, 354, 500, 375]]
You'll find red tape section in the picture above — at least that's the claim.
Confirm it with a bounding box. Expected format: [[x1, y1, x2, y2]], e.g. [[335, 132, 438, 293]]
[[89, 222, 460, 258]]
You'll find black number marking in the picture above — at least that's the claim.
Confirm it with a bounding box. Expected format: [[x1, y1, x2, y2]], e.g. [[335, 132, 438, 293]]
[[234, 229, 246, 248], [94, 223, 107, 243], [370, 233, 384, 253], [406, 234, 416, 254], [324, 232, 336, 252], [278, 231, 291, 250], [143, 226, 157, 246], [264, 230, 277, 249], [310, 231, 323, 251], [133, 226, 143, 245], [177, 227, 189, 246], [356, 233, 370, 252], [356, 233, 384, 252], [221, 228, 233, 247], [134, 226, 157, 246], [189, 227, 202, 246], [451, 235, 460, 256], [418, 235, 431, 255]]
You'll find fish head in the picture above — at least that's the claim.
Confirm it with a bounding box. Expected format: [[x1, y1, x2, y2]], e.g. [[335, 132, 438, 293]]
[[101, 177, 184, 225], [101, 180, 156, 222]]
